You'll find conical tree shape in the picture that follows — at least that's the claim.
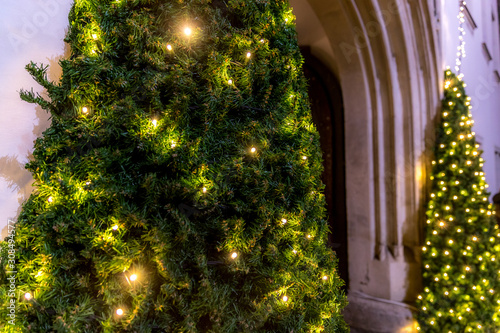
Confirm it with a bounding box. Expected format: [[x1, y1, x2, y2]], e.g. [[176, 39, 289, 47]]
[[416, 70, 500, 332], [0, 0, 348, 331]]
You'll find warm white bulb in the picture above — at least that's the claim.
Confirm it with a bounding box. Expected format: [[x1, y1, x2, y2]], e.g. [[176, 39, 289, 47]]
[[322, 275, 328, 281], [231, 252, 238, 259], [281, 218, 287, 224], [24, 293, 32, 300], [112, 225, 119, 231], [82, 107, 89, 114], [48, 196, 53, 203], [166, 44, 172, 51], [152, 119, 157, 127], [246, 52, 251, 58], [116, 308, 124, 316], [302, 156, 307, 160], [184, 27, 192, 36], [282, 295, 288, 302], [250, 147, 256, 153], [202, 187, 207, 193], [228, 79, 233, 85], [130, 274, 137, 281]]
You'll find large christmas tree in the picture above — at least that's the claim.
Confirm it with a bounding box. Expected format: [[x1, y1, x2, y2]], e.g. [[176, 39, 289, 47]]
[[0, 0, 347, 331], [416, 70, 500, 332]]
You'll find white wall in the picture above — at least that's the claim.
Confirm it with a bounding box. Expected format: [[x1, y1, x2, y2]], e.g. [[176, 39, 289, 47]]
[[441, 0, 500, 196], [0, 0, 72, 239]]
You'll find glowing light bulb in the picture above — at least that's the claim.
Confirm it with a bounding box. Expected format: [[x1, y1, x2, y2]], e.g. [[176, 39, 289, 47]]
[[250, 147, 256, 153], [202, 187, 207, 193], [322, 275, 328, 280], [166, 44, 172, 51], [228, 79, 233, 85], [112, 225, 119, 231], [152, 119, 157, 127], [282, 295, 288, 302], [246, 52, 251, 58], [130, 274, 137, 281], [281, 218, 287, 224], [116, 308, 124, 316], [82, 107, 89, 114], [48, 196, 53, 203], [231, 252, 238, 259], [24, 293, 32, 300], [184, 27, 192, 36], [302, 156, 307, 160]]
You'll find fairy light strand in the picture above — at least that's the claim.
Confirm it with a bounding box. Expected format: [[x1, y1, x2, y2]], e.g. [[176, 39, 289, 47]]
[[455, 1, 466, 77]]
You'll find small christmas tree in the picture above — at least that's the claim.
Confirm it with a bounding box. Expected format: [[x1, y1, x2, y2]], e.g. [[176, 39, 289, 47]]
[[417, 70, 500, 332], [0, 0, 348, 331]]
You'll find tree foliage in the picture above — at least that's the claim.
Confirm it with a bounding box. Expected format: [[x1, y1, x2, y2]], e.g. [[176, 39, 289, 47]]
[[0, 0, 348, 332], [417, 70, 500, 332]]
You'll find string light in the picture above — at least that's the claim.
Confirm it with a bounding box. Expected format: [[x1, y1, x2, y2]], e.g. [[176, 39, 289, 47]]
[[112, 225, 119, 231], [322, 275, 328, 281], [152, 119, 157, 127], [202, 187, 207, 193], [184, 27, 192, 36], [250, 147, 256, 153], [24, 293, 32, 300], [130, 274, 137, 282], [456, 1, 467, 75], [282, 295, 288, 302], [246, 52, 251, 58], [166, 44, 172, 51], [116, 308, 124, 316], [281, 218, 287, 224], [47, 196, 53, 203], [228, 79, 233, 85], [82, 107, 89, 114], [231, 252, 238, 259]]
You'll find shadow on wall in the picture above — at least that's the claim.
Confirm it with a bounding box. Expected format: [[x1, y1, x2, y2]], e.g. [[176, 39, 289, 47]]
[[0, 50, 68, 239]]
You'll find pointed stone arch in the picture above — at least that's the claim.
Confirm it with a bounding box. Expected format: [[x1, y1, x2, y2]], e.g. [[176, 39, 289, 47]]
[[290, 0, 441, 330]]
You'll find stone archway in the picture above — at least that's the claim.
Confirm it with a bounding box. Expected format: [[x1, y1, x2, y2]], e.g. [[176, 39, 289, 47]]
[[290, 0, 442, 331], [301, 47, 348, 290]]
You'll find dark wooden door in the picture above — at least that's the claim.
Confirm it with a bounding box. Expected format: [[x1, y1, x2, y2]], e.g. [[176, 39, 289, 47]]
[[302, 48, 348, 289]]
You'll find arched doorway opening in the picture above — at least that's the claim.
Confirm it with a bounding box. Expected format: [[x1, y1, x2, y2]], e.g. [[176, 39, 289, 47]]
[[301, 47, 348, 290]]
